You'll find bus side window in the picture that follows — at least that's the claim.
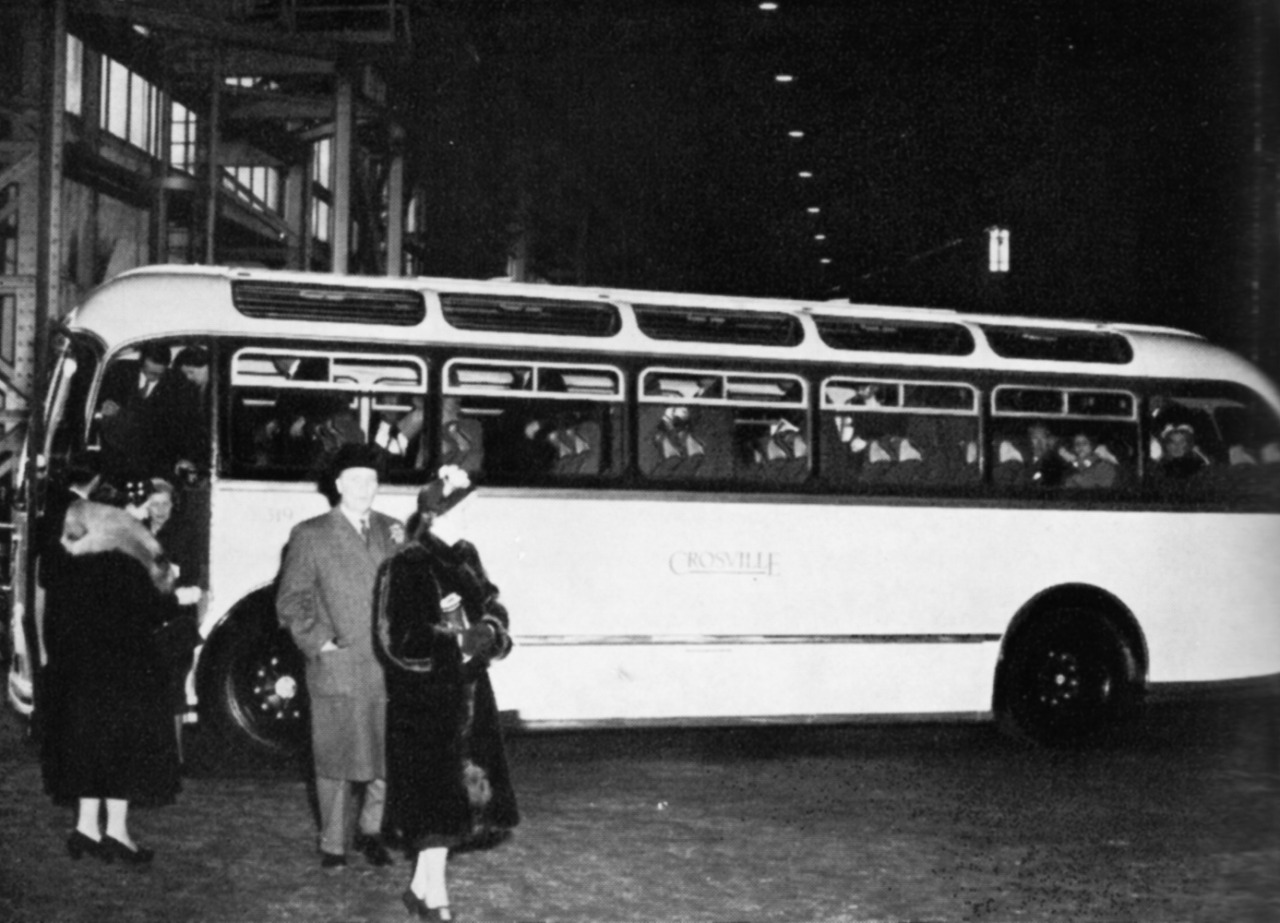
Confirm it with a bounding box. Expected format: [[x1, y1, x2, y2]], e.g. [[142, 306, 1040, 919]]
[[95, 341, 208, 482], [1147, 392, 1280, 500]]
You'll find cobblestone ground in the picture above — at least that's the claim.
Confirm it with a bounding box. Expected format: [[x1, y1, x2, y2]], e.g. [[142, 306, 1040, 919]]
[[0, 691, 1275, 923]]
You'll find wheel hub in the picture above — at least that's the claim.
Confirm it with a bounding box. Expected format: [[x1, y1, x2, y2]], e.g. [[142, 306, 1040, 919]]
[[1038, 649, 1081, 706], [248, 655, 301, 719]]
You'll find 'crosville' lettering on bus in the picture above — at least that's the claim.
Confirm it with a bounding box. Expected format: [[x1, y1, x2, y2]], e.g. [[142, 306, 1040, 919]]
[[669, 551, 779, 576]]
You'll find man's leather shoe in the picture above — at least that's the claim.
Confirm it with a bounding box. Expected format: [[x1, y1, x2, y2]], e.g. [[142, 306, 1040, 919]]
[[320, 852, 347, 869], [354, 832, 393, 867]]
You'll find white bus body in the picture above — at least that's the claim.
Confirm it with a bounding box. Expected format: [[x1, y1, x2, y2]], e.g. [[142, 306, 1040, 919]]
[[10, 265, 1280, 751]]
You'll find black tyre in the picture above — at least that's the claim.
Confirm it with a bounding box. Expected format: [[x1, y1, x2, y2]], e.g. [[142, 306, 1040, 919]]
[[1001, 609, 1139, 746], [197, 598, 308, 758]]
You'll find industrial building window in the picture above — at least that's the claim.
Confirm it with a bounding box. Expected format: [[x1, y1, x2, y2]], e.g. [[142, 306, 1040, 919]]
[[65, 35, 83, 116], [170, 101, 199, 174], [224, 166, 280, 213], [0, 295, 14, 367], [0, 184, 16, 274], [311, 138, 332, 243], [99, 56, 162, 156]]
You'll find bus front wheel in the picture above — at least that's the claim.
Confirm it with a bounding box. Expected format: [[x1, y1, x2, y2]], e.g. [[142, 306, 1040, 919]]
[[197, 603, 308, 758], [1001, 609, 1138, 746]]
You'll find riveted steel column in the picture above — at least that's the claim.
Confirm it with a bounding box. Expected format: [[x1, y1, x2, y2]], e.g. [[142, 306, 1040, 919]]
[[386, 123, 405, 277], [331, 72, 353, 274], [203, 47, 222, 265], [33, 0, 66, 435]]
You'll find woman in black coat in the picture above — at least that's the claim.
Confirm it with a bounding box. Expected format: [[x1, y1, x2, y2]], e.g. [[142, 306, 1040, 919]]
[[40, 494, 182, 865], [374, 470, 518, 921]]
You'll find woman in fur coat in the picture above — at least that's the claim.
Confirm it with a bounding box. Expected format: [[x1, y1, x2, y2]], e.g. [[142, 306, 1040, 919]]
[[374, 467, 518, 921], [40, 490, 182, 866]]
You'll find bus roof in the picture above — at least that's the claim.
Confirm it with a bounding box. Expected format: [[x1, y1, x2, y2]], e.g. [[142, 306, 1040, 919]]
[[65, 264, 1277, 403]]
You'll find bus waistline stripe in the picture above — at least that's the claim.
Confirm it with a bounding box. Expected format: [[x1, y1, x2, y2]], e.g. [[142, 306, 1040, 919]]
[[513, 634, 1002, 646]]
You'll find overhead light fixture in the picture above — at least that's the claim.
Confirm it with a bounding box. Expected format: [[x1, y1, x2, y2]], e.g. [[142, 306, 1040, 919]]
[[788, 130, 805, 139], [759, 2, 779, 9], [807, 207, 820, 214], [820, 258, 832, 265], [775, 74, 795, 84], [798, 171, 813, 178], [988, 226, 1011, 273], [814, 234, 827, 241]]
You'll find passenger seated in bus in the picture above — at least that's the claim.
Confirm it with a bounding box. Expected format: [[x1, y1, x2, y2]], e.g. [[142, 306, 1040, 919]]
[[437, 397, 484, 475], [1150, 423, 1209, 483], [1063, 432, 1120, 489], [375, 395, 427, 468], [478, 411, 544, 482], [903, 415, 976, 487], [933, 416, 980, 486], [822, 413, 870, 485], [751, 417, 809, 482], [881, 434, 925, 485], [314, 408, 365, 455], [648, 405, 706, 478], [858, 435, 900, 485], [548, 415, 602, 476], [994, 422, 1071, 490]]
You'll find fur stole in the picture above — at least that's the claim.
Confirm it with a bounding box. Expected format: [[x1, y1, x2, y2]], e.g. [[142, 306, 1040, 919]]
[[60, 499, 175, 593]]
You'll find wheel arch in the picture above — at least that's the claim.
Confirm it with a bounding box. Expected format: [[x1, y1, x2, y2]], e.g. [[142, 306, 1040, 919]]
[[194, 582, 279, 691], [993, 582, 1148, 717]]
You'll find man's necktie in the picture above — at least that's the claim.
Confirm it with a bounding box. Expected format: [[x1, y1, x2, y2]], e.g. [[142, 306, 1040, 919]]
[[360, 518, 370, 546]]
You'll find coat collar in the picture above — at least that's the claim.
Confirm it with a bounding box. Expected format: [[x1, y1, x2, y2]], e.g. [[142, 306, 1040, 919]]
[[323, 506, 392, 564]]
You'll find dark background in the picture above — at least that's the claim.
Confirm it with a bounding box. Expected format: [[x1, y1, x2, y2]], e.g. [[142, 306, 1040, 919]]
[[395, 0, 1277, 376]]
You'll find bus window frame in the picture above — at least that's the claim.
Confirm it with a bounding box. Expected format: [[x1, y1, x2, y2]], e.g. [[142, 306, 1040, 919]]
[[638, 366, 810, 485], [639, 367, 808, 410], [442, 356, 625, 403], [821, 376, 979, 416], [223, 344, 428, 479], [441, 356, 626, 483], [230, 346, 427, 393], [990, 384, 1138, 422]]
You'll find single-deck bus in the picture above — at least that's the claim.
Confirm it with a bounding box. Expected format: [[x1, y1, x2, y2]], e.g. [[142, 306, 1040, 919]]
[[7, 265, 1280, 754]]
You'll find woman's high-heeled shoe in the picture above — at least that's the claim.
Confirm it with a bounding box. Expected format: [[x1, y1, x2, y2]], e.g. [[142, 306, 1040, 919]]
[[66, 830, 106, 861], [401, 890, 428, 918], [101, 836, 154, 866]]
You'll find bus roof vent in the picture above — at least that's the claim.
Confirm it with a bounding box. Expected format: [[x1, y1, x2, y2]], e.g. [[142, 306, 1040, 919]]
[[232, 281, 425, 326], [979, 325, 1134, 364], [439, 293, 621, 337], [814, 316, 975, 355], [633, 304, 803, 346]]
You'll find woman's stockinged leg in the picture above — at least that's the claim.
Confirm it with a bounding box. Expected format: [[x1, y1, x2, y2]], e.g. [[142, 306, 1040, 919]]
[[75, 798, 102, 839], [411, 846, 450, 908], [103, 798, 133, 847]]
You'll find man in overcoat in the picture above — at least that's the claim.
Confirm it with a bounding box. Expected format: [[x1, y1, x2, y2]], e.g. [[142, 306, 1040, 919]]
[[276, 443, 403, 868]]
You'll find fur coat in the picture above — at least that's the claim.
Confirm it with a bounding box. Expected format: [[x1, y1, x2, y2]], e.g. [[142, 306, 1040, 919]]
[[40, 501, 181, 805], [374, 532, 519, 850], [60, 498, 174, 593]]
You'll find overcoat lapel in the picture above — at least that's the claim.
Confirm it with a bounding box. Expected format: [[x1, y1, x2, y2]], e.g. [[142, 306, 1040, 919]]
[[324, 507, 382, 572]]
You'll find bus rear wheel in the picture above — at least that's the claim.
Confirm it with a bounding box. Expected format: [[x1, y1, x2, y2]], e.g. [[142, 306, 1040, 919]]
[[1001, 609, 1138, 746], [198, 609, 308, 759]]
